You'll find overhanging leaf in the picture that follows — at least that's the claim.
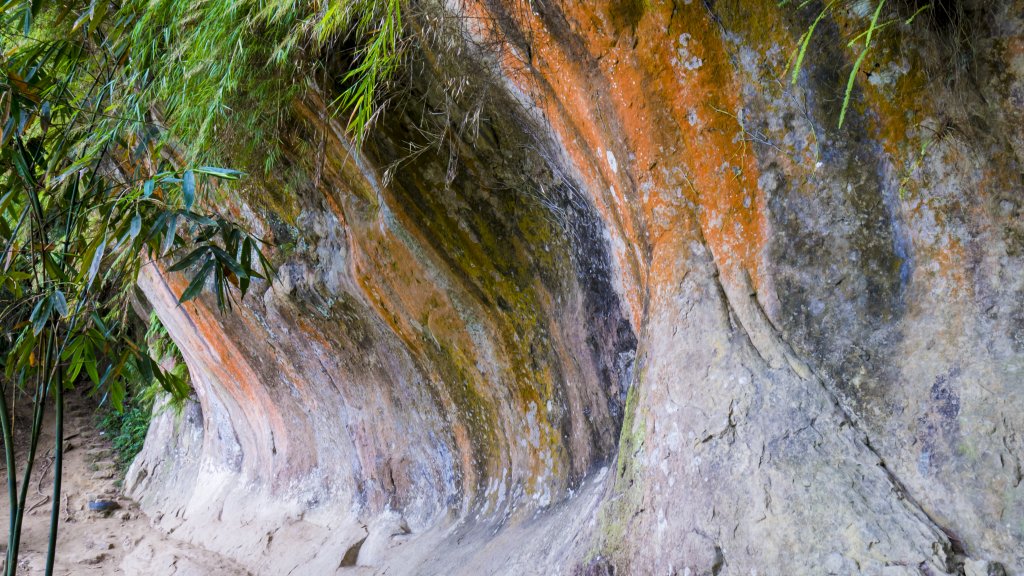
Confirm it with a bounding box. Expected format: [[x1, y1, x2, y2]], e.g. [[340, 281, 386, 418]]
[[52, 289, 67, 317], [85, 236, 105, 288], [178, 259, 214, 304], [182, 169, 195, 209], [161, 213, 178, 255], [30, 296, 51, 335], [195, 166, 243, 179], [129, 212, 142, 239], [167, 245, 209, 272]]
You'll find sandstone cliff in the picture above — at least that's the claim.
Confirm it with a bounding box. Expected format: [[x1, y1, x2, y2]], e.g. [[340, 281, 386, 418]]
[[125, 1, 1024, 573]]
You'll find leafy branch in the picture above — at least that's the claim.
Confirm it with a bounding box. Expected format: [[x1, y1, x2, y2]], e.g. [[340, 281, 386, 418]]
[[0, 2, 272, 574]]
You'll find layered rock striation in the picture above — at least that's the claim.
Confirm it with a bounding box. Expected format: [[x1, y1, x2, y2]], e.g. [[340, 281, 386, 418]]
[[127, 1, 1024, 573]]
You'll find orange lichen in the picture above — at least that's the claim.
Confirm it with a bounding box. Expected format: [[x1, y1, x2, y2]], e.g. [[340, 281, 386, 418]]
[[467, 0, 771, 308], [143, 263, 317, 480], [294, 79, 585, 506]]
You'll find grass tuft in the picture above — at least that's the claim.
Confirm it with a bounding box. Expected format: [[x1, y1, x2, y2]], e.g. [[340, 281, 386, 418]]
[[784, 0, 970, 129]]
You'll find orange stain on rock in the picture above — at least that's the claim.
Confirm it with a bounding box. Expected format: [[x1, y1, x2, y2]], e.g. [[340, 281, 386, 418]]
[[142, 264, 313, 481], [469, 0, 769, 309]]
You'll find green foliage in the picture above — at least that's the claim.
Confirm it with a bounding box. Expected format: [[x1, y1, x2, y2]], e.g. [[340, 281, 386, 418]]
[[96, 311, 191, 475], [0, 1, 288, 572], [0, 0, 402, 571], [839, 0, 887, 128], [141, 311, 191, 413], [144, 311, 180, 366], [784, 0, 934, 128], [120, 0, 404, 167], [97, 391, 152, 472]]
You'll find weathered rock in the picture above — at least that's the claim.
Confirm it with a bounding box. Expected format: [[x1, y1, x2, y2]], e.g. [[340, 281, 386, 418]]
[[966, 559, 1009, 576], [125, 0, 1024, 574], [88, 499, 121, 512]]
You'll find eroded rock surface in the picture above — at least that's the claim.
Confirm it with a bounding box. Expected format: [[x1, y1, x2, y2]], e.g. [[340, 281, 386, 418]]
[[126, 1, 1024, 573]]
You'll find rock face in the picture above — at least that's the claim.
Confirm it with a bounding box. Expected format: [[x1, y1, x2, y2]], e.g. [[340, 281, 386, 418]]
[[126, 1, 1024, 574]]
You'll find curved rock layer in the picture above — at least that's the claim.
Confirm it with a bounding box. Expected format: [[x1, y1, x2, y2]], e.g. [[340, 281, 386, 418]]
[[127, 1, 1024, 574]]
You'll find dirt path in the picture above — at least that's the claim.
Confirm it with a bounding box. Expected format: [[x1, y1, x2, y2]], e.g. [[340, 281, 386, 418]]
[[2, 392, 250, 575]]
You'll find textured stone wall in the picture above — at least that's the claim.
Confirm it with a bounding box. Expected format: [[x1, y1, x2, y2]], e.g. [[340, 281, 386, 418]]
[[126, 1, 1024, 574]]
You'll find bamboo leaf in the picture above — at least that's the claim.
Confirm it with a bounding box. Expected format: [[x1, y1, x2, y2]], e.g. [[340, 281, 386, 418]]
[[30, 296, 51, 335], [167, 245, 209, 272], [84, 357, 99, 387], [67, 348, 84, 382], [88, 0, 108, 36], [138, 353, 155, 385], [209, 246, 248, 279], [86, 236, 106, 288], [178, 259, 214, 304], [52, 289, 67, 317], [195, 166, 243, 179], [214, 263, 226, 310], [239, 237, 253, 294], [161, 213, 178, 255], [181, 211, 216, 227], [182, 169, 196, 209], [129, 212, 142, 240]]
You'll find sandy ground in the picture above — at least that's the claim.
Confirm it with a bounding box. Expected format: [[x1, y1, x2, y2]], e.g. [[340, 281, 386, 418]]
[[1, 391, 250, 575]]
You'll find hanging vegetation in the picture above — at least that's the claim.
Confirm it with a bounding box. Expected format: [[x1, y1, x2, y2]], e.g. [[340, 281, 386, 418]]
[[0, 0, 407, 573]]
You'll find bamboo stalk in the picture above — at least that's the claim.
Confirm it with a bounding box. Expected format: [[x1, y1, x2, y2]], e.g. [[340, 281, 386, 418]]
[[44, 361, 63, 576], [0, 381, 18, 576]]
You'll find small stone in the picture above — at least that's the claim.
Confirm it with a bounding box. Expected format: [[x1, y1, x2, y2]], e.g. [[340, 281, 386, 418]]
[[74, 552, 107, 565], [91, 470, 114, 480], [119, 511, 132, 521], [88, 499, 121, 512]]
